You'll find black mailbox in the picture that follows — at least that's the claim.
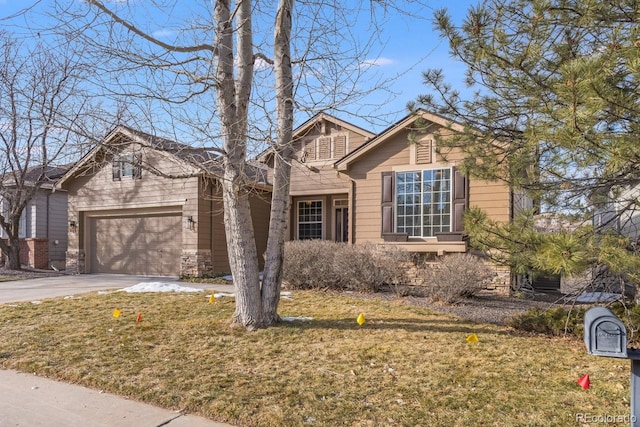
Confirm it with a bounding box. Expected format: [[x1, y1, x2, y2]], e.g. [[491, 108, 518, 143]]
[[584, 307, 628, 358]]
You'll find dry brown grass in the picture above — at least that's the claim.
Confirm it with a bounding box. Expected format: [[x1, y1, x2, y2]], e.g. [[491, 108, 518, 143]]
[[0, 290, 631, 426]]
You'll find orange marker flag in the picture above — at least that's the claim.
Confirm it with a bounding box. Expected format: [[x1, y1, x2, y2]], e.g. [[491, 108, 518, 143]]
[[578, 374, 590, 390], [466, 333, 479, 344], [112, 309, 121, 319], [357, 313, 365, 326], [136, 313, 142, 323], [208, 294, 215, 304]]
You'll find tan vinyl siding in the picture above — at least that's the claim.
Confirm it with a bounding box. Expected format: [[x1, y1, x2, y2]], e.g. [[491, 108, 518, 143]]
[[211, 195, 228, 273], [66, 144, 199, 252], [288, 122, 371, 196], [209, 189, 270, 274], [345, 127, 511, 244], [250, 191, 271, 268], [347, 129, 412, 244], [197, 179, 214, 251], [469, 180, 511, 222]]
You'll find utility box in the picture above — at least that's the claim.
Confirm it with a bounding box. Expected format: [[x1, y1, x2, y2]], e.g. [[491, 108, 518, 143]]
[[584, 307, 628, 358]]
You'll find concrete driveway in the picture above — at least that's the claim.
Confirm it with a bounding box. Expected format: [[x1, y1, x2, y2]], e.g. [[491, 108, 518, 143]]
[[0, 273, 224, 304]]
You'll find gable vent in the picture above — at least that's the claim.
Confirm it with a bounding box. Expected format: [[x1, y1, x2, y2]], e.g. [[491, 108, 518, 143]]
[[416, 140, 432, 164]]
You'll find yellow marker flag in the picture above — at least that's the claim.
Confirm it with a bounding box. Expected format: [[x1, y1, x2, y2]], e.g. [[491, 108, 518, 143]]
[[357, 313, 365, 326], [113, 309, 121, 319], [466, 333, 479, 344], [208, 294, 215, 304]]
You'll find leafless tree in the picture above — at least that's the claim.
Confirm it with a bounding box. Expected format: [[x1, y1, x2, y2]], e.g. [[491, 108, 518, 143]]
[[51, 0, 426, 329], [0, 31, 97, 270]]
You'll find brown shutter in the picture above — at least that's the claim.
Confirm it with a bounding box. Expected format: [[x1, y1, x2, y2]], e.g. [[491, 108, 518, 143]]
[[451, 167, 468, 233], [416, 140, 432, 164], [305, 140, 316, 161], [334, 135, 346, 158], [381, 171, 394, 235], [318, 137, 331, 159]]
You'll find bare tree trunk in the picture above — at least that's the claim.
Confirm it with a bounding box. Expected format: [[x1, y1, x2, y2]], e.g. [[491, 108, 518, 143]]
[[222, 179, 262, 330], [4, 215, 22, 270], [261, 0, 295, 326], [5, 239, 20, 270], [215, 0, 262, 330]]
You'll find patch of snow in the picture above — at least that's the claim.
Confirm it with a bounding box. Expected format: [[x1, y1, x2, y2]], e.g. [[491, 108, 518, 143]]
[[97, 291, 111, 295], [120, 282, 204, 293], [281, 291, 292, 300], [281, 316, 313, 322], [575, 292, 622, 303], [30, 301, 41, 305], [221, 272, 264, 282], [213, 292, 236, 299]]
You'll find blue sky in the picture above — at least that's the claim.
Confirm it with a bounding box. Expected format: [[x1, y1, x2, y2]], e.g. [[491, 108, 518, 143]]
[[348, 0, 476, 131], [0, 0, 480, 136]]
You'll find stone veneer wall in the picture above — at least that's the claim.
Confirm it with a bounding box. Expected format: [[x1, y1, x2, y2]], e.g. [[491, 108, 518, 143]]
[[66, 250, 85, 274], [399, 255, 512, 296], [180, 250, 213, 278]]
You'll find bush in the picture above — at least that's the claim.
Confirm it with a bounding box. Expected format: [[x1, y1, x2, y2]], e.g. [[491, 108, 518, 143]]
[[508, 302, 640, 343], [507, 307, 586, 338], [283, 240, 414, 292], [426, 253, 495, 304]]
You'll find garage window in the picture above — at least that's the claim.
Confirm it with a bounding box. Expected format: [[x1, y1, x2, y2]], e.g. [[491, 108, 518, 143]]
[[113, 154, 142, 180]]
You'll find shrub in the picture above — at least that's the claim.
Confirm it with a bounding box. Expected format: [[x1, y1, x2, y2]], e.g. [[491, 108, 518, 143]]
[[507, 307, 586, 338], [426, 253, 495, 304], [282, 240, 340, 290], [282, 240, 414, 292], [508, 302, 640, 342]]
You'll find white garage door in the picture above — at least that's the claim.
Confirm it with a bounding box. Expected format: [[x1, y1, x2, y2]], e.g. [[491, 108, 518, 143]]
[[90, 213, 182, 276]]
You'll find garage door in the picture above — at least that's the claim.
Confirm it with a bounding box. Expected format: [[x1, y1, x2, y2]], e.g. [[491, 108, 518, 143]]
[[90, 213, 182, 276]]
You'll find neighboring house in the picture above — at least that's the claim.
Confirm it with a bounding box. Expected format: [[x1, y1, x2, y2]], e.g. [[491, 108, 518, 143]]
[[56, 126, 271, 277], [262, 110, 526, 292], [593, 184, 640, 239], [0, 165, 70, 270]]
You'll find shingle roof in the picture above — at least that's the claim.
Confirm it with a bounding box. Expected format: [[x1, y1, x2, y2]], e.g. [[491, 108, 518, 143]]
[[122, 126, 269, 184]]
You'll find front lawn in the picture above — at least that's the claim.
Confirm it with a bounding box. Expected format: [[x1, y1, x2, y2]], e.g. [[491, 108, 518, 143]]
[[0, 290, 630, 426]]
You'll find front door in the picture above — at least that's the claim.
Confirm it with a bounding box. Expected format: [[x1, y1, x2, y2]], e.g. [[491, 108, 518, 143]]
[[335, 206, 348, 243]]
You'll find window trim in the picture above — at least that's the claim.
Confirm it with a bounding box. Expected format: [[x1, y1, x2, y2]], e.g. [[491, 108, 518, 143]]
[[113, 153, 142, 181], [296, 199, 323, 240], [394, 167, 452, 238]]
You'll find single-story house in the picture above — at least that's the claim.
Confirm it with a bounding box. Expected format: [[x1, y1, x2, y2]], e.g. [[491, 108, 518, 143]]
[[56, 126, 271, 277], [261, 110, 530, 292]]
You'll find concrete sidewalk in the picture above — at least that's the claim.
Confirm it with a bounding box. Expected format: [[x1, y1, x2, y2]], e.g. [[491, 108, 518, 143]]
[[0, 274, 236, 427], [0, 370, 233, 427]]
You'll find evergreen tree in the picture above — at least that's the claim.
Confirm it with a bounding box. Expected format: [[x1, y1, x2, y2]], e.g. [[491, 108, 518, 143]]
[[416, 0, 640, 287]]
